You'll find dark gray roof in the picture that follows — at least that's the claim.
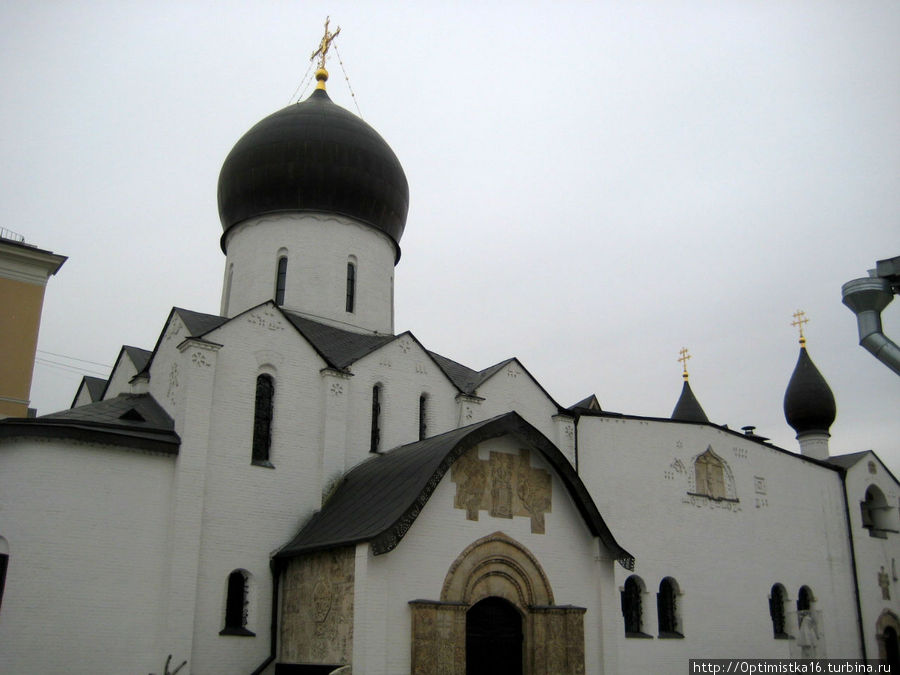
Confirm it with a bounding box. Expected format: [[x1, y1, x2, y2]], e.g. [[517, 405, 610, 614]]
[[175, 307, 229, 337], [784, 346, 836, 435], [671, 380, 709, 423], [569, 394, 602, 412], [276, 411, 633, 569], [123, 345, 152, 372], [74, 376, 107, 405], [283, 311, 394, 369], [827, 451, 870, 470], [426, 352, 514, 395], [0, 393, 179, 454]]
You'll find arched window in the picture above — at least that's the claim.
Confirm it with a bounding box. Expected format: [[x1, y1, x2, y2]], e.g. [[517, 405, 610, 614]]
[[0, 536, 8, 613], [370, 384, 381, 453], [418, 394, 428, 441], [797, 585, 813, 613], [862, 485, 894, 538], [770, 583, 788, 638], [621, 575, 647, 637], [694, 449, 726, 499], [220, 569, 254, 636], [252, 374, 274, 465], [274, 256, 288, 305], [346, 261, 356, 313], [223, 263, 233, 315], [657, 577, 682, 637]]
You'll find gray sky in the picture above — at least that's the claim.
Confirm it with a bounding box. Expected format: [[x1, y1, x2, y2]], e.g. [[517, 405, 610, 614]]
[[2, 1, 898, 472]]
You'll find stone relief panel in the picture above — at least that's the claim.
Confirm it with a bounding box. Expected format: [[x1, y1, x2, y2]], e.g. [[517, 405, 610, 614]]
[[246, 307, 284, 331], [280, 547, 354, 665], [409, 601, 466, 675], [451, 447, 552, 533]]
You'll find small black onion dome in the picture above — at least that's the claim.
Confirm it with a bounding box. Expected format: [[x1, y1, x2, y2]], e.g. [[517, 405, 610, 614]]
[[217, 88, 409, 259], [672, 380, 709, 423], [783, 346, 836, 435]]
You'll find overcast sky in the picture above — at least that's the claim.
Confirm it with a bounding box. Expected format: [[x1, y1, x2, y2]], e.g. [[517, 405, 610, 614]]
[[2, 1, 898, 472]]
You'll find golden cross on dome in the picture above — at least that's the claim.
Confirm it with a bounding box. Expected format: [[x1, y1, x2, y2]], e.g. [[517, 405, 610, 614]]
[[310, 16, 341, 71], [678, 347, 691, 381], [792, 309, 809, 346]]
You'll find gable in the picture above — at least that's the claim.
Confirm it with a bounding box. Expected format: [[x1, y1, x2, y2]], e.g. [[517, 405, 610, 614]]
[[276, 411, 633, 569]]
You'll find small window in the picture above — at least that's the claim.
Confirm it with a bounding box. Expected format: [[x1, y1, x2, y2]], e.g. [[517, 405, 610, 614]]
[[346, 261, 356, 313], [770, 584, 788, 638], [220, 569, 254, 636], [418, 394, 428, 441], [862, 485, 894, 538], [657, 577, 682, 637], [797, 585, 813, 613], [621, 575, 649, 637], [275, 256, 288, 305], [0, 536, 8, 613], [370, 384, 382, 453], [693, 449, 727, 499], [252, 375, 275, 466]]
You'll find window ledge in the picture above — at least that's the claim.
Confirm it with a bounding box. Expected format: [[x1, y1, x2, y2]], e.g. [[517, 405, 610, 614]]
[[219, 626, 256, 637], [773, 633, 791, 640], [251, 460, 275, 469], [686, 492, 739, 503], [625, 631, 654, 639], [658, 631, 684, 639]]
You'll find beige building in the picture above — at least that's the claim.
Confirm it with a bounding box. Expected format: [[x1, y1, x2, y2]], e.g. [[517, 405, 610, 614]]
[[0, 230, 65, 418]]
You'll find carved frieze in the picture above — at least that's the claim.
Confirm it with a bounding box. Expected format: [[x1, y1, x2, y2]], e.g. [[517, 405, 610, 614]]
[[247, 308, 284, 331], [451, 448, 552, 533], [280, 547, 354, 665], [166, 363, 179, 405], [409, 601, 466, 675]]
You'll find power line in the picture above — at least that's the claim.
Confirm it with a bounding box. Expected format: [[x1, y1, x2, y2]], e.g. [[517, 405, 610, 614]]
[[36, 349, 112, 369]]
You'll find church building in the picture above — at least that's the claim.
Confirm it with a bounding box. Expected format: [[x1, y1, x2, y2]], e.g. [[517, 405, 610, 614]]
[[1, 38, 898, 675]]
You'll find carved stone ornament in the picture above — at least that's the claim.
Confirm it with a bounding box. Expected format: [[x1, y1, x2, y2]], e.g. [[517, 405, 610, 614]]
[[247, 308, 284, 331], [191, 351, 211, 368], [280, 547, 354, 665], [164, 316, 184, 343], [399, 337, 412, 353], [166, 363, 179, 405], [450, 447, 552, 533], [330, 382, 344, 397]]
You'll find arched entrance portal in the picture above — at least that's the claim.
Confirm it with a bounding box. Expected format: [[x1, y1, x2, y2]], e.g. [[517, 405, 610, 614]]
[[466, 597, 523, 675], [877, 611, 900, 667]]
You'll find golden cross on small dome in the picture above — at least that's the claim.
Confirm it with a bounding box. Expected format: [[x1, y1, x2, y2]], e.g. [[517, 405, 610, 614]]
[[678, 347, 692, 381], [791, 309, 809, 346], [310, 16, 341, 89]]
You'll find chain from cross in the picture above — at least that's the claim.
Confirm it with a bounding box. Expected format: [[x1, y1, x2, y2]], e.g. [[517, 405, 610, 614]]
[[791, 310, 809, 342], [678, 347, 691, 379], [310, 16, 341, 70]]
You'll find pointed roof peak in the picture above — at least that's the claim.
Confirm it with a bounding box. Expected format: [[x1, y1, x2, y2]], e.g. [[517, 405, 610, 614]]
[[671, 379, 710, 423], [784, 342, 836, 436]]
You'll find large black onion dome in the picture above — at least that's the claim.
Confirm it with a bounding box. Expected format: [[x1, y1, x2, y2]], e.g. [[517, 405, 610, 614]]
[[783, 346, 836, 435], [217, 88, 409, 259], [671, 380, 709, 423]]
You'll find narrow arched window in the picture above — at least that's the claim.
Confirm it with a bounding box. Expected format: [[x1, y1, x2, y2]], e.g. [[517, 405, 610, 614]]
[[346, 261, 356, 313], [0, 536, 8, 613], [621, 575, 645, 636], [274, 256, 288, 305], [418, 394, 428, 441], [658, 577, 681, 637], [252, 375, 274, 465], [797, 585, 813, 613], [220, 569, 254, 636], [370, 384, 381, 453], [770, 584, 788, 638]]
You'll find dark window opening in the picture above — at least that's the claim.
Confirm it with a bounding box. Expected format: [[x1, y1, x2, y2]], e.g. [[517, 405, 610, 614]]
[[275, 256, 288, 305], [220, 570, 254, 636], [658, 578, 681, 637], [370, 384, 381, 453], [0, 553, 8, 613], [418, 394, 427, 441], [622, 576, 648, 637], [252, 374, 274, 466], [770, 584, 788, 638], [797, 586, 813, 613], [346, 262, 356, 313]]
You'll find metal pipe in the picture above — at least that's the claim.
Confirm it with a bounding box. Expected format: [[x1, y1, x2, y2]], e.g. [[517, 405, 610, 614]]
[[841, 276, 900, 376]]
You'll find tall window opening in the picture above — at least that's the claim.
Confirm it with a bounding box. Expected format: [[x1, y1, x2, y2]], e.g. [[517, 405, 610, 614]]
[[223, 263, 233, 315], [370, 384, 381, 453], [252, 374, 274, 465], [862, 485, 893, 537], [657, 577, 681, 637], [797, 585, 813, 613], [346, 261, 356, 313], [770, 584, 788, 638], [220, 569, 254, 636], [274, 256, 288, 305], [0, 536, 8, 613], [694, 449, 726, 499], [622, 575, 646, 636], [418, 394, 428, 441]]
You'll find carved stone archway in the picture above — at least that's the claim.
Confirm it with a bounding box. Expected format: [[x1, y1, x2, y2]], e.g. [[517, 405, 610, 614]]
[[410, 532, 586, 675], [876, 610, 900, 665]]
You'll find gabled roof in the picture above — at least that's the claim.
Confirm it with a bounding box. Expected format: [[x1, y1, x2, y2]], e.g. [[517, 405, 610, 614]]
[[0, 393, 179, 454], [569, 394, 602, 412], [72, 375, 107, 407], [123, 345, 152, 373], [282, 311, 394, 369], [276, 411, 633, 569], [829, 450, 900, 487], [137, 307, 229, 377], [426, 352, 513, 395]]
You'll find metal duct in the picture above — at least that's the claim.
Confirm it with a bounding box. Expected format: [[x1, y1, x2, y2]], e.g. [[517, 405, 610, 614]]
[[841, 256, 900, 376]]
